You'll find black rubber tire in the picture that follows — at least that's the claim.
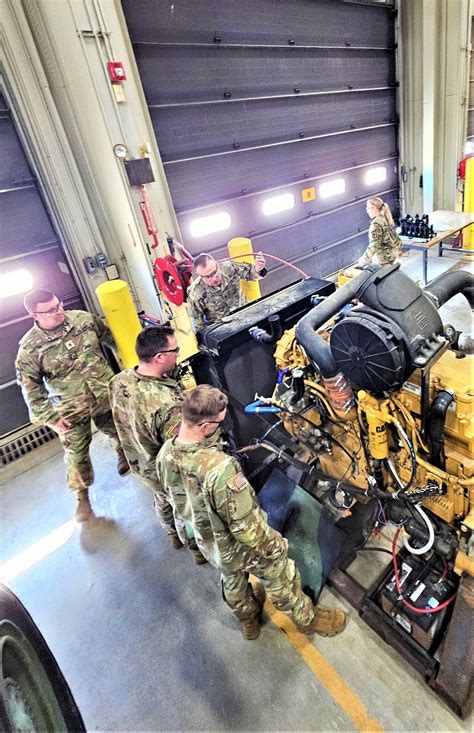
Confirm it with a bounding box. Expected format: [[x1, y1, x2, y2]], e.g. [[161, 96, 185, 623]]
[[0, 584, 86, 732]]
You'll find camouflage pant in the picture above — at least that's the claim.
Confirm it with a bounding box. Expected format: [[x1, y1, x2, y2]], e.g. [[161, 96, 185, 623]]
[[59, 402, 120, 493], [221, 554, 314, 626], [149, 487, 203, 559]]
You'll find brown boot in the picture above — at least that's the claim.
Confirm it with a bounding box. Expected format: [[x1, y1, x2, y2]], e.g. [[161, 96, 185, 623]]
[[74, 490, 92, 522], [297, 605, 346, 637], [169, 534, 183, 550], [193, 552, 208, 565], [240, 617, 261, 640], [116, 448, 130, 475]]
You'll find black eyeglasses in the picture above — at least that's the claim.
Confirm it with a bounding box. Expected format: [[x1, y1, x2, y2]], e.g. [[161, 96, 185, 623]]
[[201, 266, 219, 280], [197, 419, 224, 427], [34, 301, 64, 315], [155, 346, 180, 355]]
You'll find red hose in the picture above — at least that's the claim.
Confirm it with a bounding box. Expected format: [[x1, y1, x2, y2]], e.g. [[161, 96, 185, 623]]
[[217, 252, 309, 279], [391, 528, 457, 614]]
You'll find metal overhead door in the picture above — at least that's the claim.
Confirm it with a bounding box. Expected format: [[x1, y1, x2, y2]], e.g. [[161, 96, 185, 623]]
[[0, 89, 84, 440], [122, 0, 399, 292]]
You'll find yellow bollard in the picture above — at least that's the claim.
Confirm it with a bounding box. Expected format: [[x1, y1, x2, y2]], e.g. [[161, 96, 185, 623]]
[[227, 237, 261, 302], [96, 280, 142, 368], [463, 157, 474, 250]]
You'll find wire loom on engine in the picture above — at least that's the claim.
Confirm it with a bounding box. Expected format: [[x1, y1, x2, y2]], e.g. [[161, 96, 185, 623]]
[[248, 262, 473, 716]]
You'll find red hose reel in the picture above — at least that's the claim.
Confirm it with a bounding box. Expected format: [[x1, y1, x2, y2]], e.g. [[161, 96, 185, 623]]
[[153, 255, 191, 306]]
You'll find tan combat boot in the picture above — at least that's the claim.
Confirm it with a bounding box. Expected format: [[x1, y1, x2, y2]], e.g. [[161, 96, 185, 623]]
[[192, 552, 208, 565], [240, 584, 266, 641], [116, 447, 130, 475], [169, 534, 183, 549], [74, 490, 92, 522], [297, 605, 346, 637], [241, 618, 261, 641]]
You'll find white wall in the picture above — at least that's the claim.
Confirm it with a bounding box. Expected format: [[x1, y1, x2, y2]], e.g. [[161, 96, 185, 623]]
[[398, 0, 470, 215]]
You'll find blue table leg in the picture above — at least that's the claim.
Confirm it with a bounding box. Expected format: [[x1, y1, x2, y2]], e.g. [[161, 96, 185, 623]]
[[423, 250, 428, 284]]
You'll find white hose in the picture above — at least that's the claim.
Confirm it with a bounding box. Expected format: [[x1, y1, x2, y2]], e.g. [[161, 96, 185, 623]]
[[403, 504, 435, 555]]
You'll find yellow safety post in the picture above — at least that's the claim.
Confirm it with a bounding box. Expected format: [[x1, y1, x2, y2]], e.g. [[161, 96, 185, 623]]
[[463, 157, 474, 250], [96, 279, 142, 368], [227, 237, 261, 302]]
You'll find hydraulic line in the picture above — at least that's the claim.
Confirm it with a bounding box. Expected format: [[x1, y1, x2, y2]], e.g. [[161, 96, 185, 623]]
[[303, 379, 340, 421], [402, 504, 434, 554], [385, 458, 405, 491], [218, 252, 309, 279], [428, 390, 455, 469], [392, 419, 417, 492]]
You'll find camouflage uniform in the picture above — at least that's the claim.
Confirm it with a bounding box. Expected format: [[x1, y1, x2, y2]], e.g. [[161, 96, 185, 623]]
[[157, 438, 315, 627], [360, 215, 402, 265], [109, 367, 183, 538], [187, 261, 256, 331], [15, 310, 120, 493]]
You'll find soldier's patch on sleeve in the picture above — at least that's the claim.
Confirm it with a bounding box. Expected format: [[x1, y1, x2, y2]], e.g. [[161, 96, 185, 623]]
[[228, 472, 247, 491], [227, 472, 253, 519]]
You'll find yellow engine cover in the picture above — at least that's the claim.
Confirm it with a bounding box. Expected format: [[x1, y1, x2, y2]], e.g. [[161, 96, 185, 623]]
[[400, 351, 474, 457]]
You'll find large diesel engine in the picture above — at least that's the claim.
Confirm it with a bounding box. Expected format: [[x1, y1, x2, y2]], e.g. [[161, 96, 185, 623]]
[[265, 263, 473, 568], [192, 262, 473, 715]]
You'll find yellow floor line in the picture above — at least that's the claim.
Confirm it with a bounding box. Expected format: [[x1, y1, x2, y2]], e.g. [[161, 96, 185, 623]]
[[265, 601, 385, 733]]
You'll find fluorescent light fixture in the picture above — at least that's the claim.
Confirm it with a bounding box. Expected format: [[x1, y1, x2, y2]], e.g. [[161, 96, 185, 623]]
[[262, 192, 295, 216], [190, 212, 231, 238], [365, 166, 387, 185], [319, 178, 346, 199], [0, 268, 33, 299]]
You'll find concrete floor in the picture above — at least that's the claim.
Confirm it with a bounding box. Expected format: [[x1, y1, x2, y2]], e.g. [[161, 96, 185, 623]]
[[1, 249, 472, 732]]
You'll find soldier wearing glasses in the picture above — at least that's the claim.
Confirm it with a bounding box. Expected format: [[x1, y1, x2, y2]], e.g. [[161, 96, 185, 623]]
[[109, 326, 206, 562], [15, 289, 129, 522], [187, 252, 267, 332]]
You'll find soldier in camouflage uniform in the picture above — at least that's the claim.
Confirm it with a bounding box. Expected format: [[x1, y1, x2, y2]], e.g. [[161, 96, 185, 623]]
[[15, 289, 129, 522], [109, 325, 206, 564], [357, 197, 402, 266], [187, 252, 266, 332], [157, 385, 346, 640]]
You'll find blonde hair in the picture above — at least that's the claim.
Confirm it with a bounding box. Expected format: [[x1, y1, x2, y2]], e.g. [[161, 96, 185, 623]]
[[367, 197, 395, 227], [182, 384, 228, 425]]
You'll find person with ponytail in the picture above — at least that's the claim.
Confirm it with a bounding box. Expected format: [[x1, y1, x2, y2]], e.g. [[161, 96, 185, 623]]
[[357, 197, 402, 267]]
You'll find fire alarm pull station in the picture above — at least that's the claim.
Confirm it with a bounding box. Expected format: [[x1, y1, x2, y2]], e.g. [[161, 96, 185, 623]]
[[107, 62, 126, 82]]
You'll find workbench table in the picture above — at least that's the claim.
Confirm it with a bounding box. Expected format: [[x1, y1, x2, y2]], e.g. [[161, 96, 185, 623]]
[[399, 209, 474, 285]]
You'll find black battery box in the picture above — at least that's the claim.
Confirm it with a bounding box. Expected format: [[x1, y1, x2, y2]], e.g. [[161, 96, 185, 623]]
[[377, 550, 457, 652]]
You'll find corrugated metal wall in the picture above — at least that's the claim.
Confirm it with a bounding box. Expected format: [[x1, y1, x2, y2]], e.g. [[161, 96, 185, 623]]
[[122, 0, 399, 293], [0, 89, 84, 437]]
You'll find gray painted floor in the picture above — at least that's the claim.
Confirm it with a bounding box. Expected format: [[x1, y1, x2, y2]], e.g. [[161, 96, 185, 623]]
[[1, 250, 472, 732]]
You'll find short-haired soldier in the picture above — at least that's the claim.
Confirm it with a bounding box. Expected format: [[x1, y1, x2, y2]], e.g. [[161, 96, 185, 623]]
[[109, 326, 206, 562], [16, 289, 129, 522], [157, 385, 346, 640], [187, 252, 266, 332]]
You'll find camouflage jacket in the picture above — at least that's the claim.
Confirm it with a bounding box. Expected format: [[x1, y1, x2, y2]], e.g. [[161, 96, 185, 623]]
[[363, 215, 401, 265], [187, 260, 256, 331], [156, 437, 287, 571], [109, 368, 183, 487], [15, 310, 114, 426]]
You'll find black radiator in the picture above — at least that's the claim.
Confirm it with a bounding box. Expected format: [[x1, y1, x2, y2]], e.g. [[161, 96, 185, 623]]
[[190, 277, 335, 483]]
